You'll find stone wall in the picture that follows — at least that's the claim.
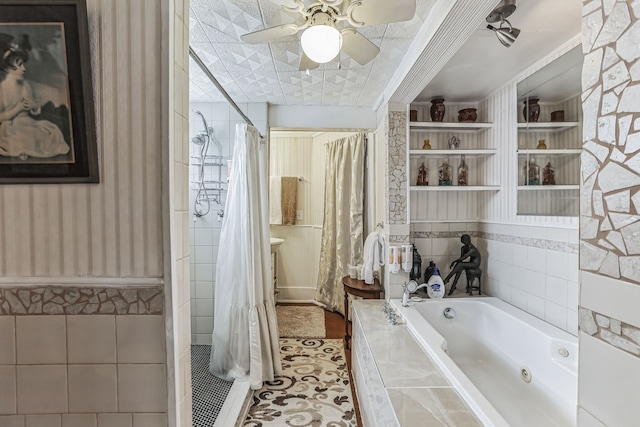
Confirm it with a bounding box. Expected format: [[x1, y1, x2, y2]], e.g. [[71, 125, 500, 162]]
[[580, 1, 640, 284]]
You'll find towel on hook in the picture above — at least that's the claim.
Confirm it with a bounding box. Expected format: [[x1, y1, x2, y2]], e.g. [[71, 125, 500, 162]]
[[362, 230, 385, 284], [269, 176, 298, 225]]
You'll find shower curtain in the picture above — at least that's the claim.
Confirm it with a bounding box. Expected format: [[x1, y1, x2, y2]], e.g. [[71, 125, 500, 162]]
[[315, 133, 366, 315], [210, 123, 281, 390]]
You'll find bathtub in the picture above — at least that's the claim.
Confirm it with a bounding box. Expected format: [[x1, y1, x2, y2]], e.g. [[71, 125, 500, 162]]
[[391, 297, 577, 427]]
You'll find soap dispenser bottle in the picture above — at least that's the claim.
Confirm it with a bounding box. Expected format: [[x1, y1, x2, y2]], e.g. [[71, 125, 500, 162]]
[[427, 264, 445, 299]]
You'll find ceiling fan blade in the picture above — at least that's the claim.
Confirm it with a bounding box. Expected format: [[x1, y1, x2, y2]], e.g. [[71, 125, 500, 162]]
[[240, 24, 299, 44], [340, 28, 380, 66], [298, 52, 320, 71], [348, 0, 416, 26], [266, 0, 302, 10]]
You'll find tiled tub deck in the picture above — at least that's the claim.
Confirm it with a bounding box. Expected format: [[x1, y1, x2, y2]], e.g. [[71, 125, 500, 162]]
[[351, 300, 482, 427]]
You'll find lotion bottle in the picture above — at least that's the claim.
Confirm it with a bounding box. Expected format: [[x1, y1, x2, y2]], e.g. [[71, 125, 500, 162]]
[[427, 265, 445, 299]]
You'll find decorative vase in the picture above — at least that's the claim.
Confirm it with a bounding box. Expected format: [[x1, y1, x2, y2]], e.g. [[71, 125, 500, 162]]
[[536, 139, 547, 149], [457, 155, 468, 186], [438, 160, 453, 186], [430, 98, 445, 122], [422, 139, 431, 149], [458, 108, 477, 123], [523, 97, 540, 122]]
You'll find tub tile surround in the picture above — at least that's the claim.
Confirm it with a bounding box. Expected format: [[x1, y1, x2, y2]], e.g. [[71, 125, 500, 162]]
[[352, 300, 482, 426], [0, 290, 167, 423], [410, 221, 579, 335]]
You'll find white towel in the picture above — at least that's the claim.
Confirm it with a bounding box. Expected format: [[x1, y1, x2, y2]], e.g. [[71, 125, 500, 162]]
[[362, 231, 386, 284], [269, 176, 282, 225]]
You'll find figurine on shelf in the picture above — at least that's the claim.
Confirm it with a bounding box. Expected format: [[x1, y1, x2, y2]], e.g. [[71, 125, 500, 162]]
[[542, 158, 555, 185], [422, 139, 431, 149], [522, 156, 540, 185], [457, 155, 468, 186], [417, 161, 428, 186], [448, 136, 460, 150], [536, 139, 547, 149], [444, 234, 482, 295], [439, 160, 453, 186]]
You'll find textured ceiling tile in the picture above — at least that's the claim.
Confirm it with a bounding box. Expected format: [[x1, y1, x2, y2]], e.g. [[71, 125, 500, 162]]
[[215, 43, 276, 73], [270, 41, 304, 71], [190, 21, 211, 43], [189, 44, 227, 73], [199, 0, 262, 42]]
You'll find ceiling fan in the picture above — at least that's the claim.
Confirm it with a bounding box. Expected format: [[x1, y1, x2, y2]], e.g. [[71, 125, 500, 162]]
[[240, 0, 417, 71]]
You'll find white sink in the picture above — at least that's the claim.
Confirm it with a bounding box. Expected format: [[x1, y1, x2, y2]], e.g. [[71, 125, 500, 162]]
[[270, 237, 284, 254]]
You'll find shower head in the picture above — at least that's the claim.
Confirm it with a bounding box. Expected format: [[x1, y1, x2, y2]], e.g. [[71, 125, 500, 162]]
[[192, 132, 207, 145]]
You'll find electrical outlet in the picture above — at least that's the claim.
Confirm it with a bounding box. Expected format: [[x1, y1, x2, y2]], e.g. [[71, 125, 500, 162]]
[[296, 210, 303, 220]]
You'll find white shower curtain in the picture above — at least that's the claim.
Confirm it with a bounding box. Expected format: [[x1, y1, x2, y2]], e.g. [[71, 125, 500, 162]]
[[209, 123, 281, 390], [315, 133, 366, 315]]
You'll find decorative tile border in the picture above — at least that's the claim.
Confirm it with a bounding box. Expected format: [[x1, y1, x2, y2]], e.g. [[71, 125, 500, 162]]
[[579, 308, 640, 358], [410, 230, 578, 254], [0, 287, 164, 315]]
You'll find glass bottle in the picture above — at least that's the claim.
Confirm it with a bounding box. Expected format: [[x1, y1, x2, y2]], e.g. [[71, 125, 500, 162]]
[[457, 155, 468, 186], [523, 156, 540, 185], [536, 139, 547, 149], [438, 159, 453, 186], [542, 157, 555, 185], [416, 160, 428, 186]]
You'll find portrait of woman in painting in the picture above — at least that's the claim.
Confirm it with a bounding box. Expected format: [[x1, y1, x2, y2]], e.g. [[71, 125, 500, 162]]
[[0, 27, 72, 163]]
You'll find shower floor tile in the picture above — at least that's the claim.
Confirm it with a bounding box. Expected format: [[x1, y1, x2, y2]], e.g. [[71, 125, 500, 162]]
[[192, 345, 233, 426]]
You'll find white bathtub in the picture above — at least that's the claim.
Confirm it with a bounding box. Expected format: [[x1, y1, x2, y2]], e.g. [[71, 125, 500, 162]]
[[391, 297, 577, 427]]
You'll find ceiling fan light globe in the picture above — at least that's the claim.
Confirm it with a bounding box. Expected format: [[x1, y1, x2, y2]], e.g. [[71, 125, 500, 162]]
[[301, 25, 342, 63]]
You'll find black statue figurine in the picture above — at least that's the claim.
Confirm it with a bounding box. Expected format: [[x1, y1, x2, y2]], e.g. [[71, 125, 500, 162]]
[[444, 234, 481, 295], [410, 244, 422, 281]]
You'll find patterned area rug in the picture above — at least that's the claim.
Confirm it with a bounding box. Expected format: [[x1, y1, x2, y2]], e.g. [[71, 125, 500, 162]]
[[244, 338, 357, 427], [276, 305, 326, 338]]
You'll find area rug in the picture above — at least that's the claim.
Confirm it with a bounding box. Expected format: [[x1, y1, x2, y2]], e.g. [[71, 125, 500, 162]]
[[244, 338, 357, 427], [276, 305, 326, 338]]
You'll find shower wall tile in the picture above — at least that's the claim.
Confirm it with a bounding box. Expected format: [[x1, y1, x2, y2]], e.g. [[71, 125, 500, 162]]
[[97, 413, 132, 427], [16, 316, 66, 365], [117, 364, 167, 413], [61, 414, 96, 427], [0, 416, 24, 427], [0, 366, 16, 414], [116, 316, 165, 364], [25, 414, 62, 427], [68, 365, 117, 413], [132, 413, 167, 427], [16, 365, 68, 414], [67, 316, 116, 364], [0, 316, 15, 364]]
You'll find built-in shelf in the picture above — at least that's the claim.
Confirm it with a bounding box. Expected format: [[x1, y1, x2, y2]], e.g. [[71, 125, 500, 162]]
[[517, 149, 582, 155], [517, 185, 579, 191], [410, 185, 501, 192], [409, 149, 497, 157], [410, 122, 493, 131], [517, 122, 580, 132]]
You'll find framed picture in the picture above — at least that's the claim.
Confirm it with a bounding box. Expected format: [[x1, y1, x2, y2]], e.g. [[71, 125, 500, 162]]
[[0, 0, 97, 183]]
